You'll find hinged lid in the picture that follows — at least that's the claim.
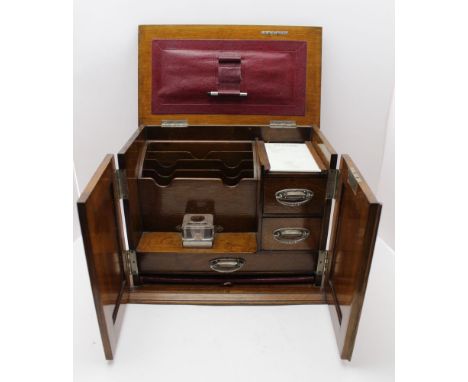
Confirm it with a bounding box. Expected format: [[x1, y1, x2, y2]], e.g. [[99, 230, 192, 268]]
[[139, 25, 322, 127]]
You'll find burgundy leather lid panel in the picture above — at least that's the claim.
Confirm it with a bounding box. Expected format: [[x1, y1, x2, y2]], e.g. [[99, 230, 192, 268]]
[[152, 40, 307, 116]]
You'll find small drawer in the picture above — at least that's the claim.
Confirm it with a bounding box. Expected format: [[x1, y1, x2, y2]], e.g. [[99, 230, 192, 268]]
[[137, 252, 316, 275], [263, 177, 327, 215], [261, 218, 322, 251]]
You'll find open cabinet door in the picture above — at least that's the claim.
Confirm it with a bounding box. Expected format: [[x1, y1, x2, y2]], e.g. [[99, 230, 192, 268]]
[[325, 155, 382, 361], [77, 155, 127, 360]]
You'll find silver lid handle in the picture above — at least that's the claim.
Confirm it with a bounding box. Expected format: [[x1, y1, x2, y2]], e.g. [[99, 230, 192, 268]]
[[208, 91, 248, 97]]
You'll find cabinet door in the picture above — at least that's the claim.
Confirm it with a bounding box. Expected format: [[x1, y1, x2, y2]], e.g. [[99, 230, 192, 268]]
[[325, 155, 382, 360], [77, 155, 127, 360]]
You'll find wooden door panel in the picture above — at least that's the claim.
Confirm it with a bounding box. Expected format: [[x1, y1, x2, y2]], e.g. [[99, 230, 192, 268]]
[[77, 155, 127, 360], [325, 155, 382, 360]]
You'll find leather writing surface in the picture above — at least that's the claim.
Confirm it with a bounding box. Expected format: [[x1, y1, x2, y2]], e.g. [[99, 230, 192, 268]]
[[151, 40, 307, 115]]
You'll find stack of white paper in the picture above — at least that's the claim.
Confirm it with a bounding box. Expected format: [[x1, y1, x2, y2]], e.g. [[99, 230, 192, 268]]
[[265, 143, 321, 172]]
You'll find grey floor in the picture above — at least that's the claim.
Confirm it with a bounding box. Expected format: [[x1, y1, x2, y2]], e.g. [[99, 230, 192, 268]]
[[74, 237, 394, 382]]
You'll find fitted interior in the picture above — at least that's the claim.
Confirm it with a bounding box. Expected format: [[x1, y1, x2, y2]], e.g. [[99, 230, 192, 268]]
[[141, 141, 255, 186]]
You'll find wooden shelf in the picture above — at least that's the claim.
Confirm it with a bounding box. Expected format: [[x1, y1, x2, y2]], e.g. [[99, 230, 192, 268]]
[[137, 232, 257, 254]]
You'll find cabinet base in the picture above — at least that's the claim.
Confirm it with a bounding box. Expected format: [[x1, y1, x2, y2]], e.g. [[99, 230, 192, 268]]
[[125, 283, 324, 305]]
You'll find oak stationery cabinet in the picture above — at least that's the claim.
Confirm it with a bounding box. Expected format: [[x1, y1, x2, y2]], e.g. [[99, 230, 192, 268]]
[[77, 25, 382, 361]]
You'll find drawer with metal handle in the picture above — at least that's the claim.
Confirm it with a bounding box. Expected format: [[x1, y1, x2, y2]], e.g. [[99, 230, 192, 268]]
[[209, 257, 245, 273], [263, 177, 327, 215], [137, 252, 316, 275], [262, 218, 322, 250], [273, 227, 310, 244], [275, 189, 314, 207]]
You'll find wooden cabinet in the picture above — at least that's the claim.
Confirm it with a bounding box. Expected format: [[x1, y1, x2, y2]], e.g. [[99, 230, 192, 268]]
[[77, 25, 382, 361]]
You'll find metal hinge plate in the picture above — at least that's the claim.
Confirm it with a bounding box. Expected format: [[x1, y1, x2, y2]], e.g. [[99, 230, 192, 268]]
[[316, 250, 329, 275], [125, 250, 139, 276], [161, 119, 189, 128], [114, 169, 128, 200], [269, 120, 297, 129], [325, 169, 339, 200], [316, 250, 329, 287]]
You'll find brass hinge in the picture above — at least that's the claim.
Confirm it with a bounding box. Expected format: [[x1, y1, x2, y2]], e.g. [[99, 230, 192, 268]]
[[325, 169, 339, 200], [161, 119, 189, 128], [316, 250, 329, 287], [269, 120, 297, 129], [114, 169, 128, 200], [316, 250, 329, 275], [125, 250, 139, 276]]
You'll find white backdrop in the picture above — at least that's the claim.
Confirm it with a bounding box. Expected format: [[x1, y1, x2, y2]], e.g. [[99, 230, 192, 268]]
[[377, 92, 395, 249]]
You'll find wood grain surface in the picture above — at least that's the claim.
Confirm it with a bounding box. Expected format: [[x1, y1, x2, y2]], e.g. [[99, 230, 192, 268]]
[[324, 155, 382, 361], [77, 155, 127, 360]]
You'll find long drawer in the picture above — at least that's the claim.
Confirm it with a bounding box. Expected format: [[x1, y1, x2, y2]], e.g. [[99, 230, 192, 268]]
[[263, 177, 327, 215], [137, 252, 316, 275], [261, 217, 322, 251]]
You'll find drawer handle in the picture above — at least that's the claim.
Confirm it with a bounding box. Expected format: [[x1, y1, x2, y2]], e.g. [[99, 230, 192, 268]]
[[273, 228, 310, 244], [209, 257, 245, 273], [275, 189, 314, 207]]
